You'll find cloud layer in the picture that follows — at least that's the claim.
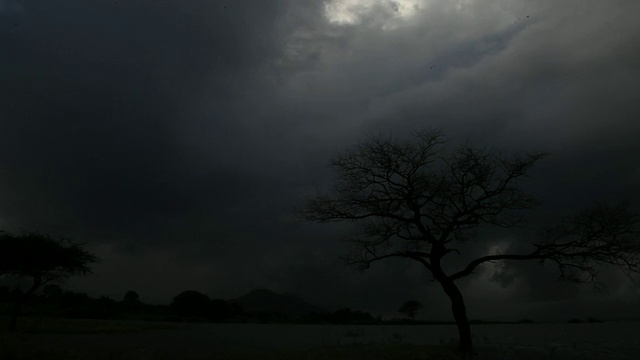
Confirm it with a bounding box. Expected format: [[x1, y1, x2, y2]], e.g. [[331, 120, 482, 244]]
[[1, 0, 639, 319]]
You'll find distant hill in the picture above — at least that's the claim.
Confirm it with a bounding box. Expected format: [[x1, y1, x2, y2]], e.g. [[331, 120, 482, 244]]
[[232, 289, 324, 317]]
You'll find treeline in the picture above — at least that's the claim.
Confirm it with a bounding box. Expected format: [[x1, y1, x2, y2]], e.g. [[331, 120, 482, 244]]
[[0, 286, 169, 321], [0, 285, 378, 324]]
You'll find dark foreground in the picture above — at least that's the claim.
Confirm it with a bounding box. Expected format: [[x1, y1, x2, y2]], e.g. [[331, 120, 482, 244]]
[[2, 318, 639, 359]]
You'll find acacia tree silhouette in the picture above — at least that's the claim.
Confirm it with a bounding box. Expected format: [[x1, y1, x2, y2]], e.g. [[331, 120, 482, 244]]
[[0, 232, 98, 332], [399, 300, 423, 320], [304, 130, 639, 353]]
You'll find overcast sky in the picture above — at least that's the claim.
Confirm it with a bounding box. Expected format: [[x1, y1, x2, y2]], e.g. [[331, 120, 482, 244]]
[[1, 0, 639, 320]]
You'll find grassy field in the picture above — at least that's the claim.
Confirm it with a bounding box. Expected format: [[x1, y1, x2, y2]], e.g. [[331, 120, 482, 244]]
[[0, 317, 175, 335], [1, 318, 638, 359], [0, 340, 468, 360], [0, 318, 467, 359]]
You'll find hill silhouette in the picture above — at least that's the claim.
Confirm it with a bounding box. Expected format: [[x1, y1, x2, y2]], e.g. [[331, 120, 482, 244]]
[[232, 289, 324, 317]]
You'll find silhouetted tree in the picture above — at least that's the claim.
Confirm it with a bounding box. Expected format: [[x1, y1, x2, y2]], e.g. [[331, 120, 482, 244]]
[[123, 290, 140, 303], [399, 300, 423, 320], [170, 290, 211, 319], [0, 231, 98, 331], [305, 130, 639, 353], [0, 286, 10, 301], [122, 290, 141, 306]]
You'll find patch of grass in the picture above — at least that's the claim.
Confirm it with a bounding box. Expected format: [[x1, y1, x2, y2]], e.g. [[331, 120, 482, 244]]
[[236, 344, 468, 360], [0, 317, 174, 334], [0, 319, 527, 360], [0, 335, 471, 360]]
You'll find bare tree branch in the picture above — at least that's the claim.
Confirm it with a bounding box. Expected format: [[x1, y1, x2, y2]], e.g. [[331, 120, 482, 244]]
[[450, 252, 543, 280], [449, 202, 640, 282], [304, 130, 546, 266]]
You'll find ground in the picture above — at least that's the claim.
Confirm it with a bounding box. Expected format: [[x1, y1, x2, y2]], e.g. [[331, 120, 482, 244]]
[[1, 318, 639, 359]]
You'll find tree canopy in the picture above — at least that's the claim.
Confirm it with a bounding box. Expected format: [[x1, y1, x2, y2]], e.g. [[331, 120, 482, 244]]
[[0, 231, 98, 331], [0, 231, 97, 282], [399, 300, 423, 320]]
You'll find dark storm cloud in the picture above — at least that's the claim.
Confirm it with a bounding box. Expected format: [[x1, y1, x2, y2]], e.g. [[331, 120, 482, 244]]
[[1, 0, 288, 238], [2, 0, 639, 318], [0, 0, 338, 304]]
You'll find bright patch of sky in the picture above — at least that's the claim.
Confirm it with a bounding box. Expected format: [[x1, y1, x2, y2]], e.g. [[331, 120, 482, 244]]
[[324, 0, 428, 29]]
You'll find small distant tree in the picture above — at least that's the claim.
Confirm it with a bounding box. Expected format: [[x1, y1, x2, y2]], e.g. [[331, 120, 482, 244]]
[[171, 290, 211, 319], [399, 300, 423, 320], [0, 231, 98, 332], [304, 130, 640, 353], [122, 290, 141, 306]]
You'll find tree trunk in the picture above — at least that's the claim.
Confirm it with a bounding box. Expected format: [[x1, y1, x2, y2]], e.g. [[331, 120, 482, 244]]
[[9, 298, 23, 332], [9, 277, 42, 332], [439, 278, 473, 353]]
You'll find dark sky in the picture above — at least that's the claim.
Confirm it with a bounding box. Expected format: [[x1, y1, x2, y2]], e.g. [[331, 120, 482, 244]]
[[1, 0, 639, 320]]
